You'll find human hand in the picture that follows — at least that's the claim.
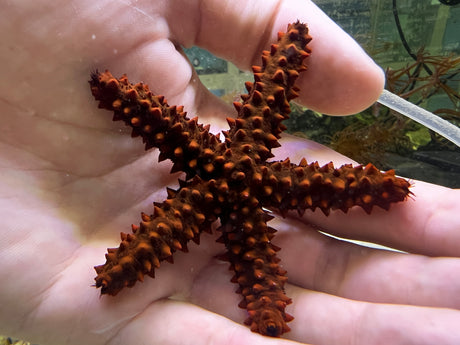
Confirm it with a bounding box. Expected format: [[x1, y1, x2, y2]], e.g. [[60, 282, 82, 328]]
[[1, 1, 459, 345]]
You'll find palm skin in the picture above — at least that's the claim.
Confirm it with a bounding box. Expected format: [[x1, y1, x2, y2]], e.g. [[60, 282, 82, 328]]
[[1, 1, 460, 345]]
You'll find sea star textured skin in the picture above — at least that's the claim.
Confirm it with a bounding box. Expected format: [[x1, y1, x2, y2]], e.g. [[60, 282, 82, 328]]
[[89, 22, 411, 337]]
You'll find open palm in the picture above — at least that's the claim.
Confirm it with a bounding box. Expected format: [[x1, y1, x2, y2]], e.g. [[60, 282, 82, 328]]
[[1, 1, 460, 345]]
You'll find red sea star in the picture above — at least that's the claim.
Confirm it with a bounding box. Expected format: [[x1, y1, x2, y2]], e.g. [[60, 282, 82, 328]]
[[89, 22, 411, 337]]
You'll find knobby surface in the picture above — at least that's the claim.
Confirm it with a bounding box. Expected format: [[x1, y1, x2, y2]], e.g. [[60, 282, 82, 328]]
[[89, 22, 411, 337]]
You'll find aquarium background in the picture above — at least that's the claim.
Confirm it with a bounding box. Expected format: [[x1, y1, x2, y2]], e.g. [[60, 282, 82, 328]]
[[184, 0, 460, 188]]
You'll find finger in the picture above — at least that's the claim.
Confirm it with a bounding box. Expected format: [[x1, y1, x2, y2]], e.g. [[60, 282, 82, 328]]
[[299, 180, 460, 257], [287, 286, 460, 345], [276, 134, 359, 167], [110, 299, 306, 345], [167, 0, 384, 115], [272, 217, 460, 309]]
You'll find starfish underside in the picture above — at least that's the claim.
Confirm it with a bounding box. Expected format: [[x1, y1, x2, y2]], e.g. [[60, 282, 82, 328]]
[[89, 22, 411, 337]]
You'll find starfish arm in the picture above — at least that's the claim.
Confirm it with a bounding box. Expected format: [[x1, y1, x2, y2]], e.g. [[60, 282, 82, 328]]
[[89, 71, 225, 179], [260, 158, 412, 216], [225, 21, 312, 163], [94, 176, 217, 295], [217, 207, 292, 337]]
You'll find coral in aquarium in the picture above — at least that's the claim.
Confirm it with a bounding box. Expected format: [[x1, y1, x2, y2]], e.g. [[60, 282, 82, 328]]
[[89, 22, 411, 337]]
